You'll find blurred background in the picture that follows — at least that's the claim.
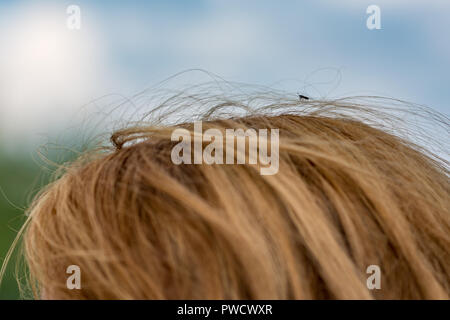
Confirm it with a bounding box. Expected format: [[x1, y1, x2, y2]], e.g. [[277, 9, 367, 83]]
[[0, 0, 449, 299]]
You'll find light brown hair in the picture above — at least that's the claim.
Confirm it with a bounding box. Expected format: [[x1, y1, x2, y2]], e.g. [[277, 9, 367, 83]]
[[2, 97, 450, 299]]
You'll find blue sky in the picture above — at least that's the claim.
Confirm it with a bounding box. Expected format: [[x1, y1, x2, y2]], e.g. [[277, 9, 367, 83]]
[[0, 0, 449, 147]]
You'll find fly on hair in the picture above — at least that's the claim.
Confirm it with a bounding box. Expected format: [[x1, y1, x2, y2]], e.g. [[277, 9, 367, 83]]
[[297, 93, 310, 100]]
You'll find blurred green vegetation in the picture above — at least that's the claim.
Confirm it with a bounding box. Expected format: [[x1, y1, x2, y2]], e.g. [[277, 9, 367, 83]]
[[0, 144, 82, 299], [0, 151, 43, 299]]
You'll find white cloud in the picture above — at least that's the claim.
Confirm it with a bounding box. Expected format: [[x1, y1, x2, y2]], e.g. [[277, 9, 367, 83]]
[[0, 3, 111, 145]]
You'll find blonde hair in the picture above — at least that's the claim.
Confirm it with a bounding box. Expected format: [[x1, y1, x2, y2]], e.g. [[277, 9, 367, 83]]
[[3, 96, 450, 299]]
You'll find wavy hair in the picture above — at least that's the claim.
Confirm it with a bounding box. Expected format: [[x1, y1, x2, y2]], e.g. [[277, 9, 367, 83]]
[[2, 91, 449, 299]]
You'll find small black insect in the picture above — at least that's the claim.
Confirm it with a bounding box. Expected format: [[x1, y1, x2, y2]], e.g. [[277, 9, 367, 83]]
[[297, 94, 309, 100]]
